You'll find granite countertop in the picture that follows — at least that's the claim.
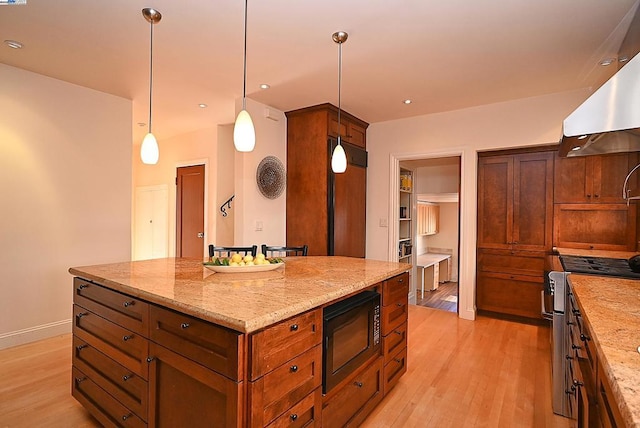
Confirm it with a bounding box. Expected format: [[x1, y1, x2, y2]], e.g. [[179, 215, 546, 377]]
[[69, 256, 410, 334], [558, 248, 640, 427]]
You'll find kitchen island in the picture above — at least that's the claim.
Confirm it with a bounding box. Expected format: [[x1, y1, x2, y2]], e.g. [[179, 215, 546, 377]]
[[69, 256, 410, 427], [558, 248, 640, 427]]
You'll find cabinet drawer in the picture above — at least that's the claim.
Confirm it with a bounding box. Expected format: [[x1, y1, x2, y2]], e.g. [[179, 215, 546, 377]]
[[477, 250, 545, 278], [72, 367, 147, 428], [382, 322, 407, 365], [73, 336, 148, 419], [381, 298, 408, 335], [74, 305, 148, 379], [382, 273, 409, 306], [251, 309, 322, 380], [250, 345, 322, 426], [476, 273, 543, 320], [383, 346, 407, 395], [322, 357, 383, 428], [74, 278, 149, 336], [266, 387, 322, 428], [149, 305, 243, 381]]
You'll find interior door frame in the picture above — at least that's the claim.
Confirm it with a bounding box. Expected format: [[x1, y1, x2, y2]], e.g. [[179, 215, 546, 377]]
[[388, 149, 475, 321], [171, 158, 209, 258]]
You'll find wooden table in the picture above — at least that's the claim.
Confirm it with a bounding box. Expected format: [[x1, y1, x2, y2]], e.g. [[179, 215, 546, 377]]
[[416, 253, 451, 298]]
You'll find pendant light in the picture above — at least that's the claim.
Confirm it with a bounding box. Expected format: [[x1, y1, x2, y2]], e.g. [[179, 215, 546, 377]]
[[140, 8, 161, 165], [331, 31, 348, 174], [233, 0, 256, 152]]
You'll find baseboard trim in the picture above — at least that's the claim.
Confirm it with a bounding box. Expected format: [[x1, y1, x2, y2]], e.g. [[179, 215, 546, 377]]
[[0, 319, 72, 350]]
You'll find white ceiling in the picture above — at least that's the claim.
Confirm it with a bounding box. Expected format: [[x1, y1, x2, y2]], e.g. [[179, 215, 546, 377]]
[[1, 0, 638, 144]]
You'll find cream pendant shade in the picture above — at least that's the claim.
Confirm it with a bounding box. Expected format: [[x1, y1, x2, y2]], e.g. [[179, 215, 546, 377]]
[[331, 141, 347, 173], [141, 132, 159, 164], [234, 109, 256, 152]]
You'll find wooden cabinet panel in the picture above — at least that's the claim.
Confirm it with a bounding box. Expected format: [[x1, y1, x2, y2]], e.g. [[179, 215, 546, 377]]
[[555, 152, 638, 204], [322, 357, 383, 428], [383, 346, 407, 395], [250, 345, 322, 426], [554, 203, 637, 251], [477, 249, 545, 278], [476, 272, 543, 319], [74, 305, 149, 379], [265, 387, 322, 428], [74, 278, 149, 335], [382, 322, 407, 365], [250, 309, 322, 380], [148, 343, 243, 428], [381, 294, 408, 335], [333, 162, 366, 257], [149, 306, 243, 381], [73, 336, 148, 419], [417, 203, 439, 235], [72, 367, 147, 428], [382, 272, 409, 305], [477, 155, 512, 249]]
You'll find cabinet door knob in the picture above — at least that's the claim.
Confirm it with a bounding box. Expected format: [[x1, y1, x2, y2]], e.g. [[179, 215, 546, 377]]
[[290, 365, 298, 373], [76, 344, 88, 352], [78, 284, 88, 290], [75, 377, 87, 384], [290, 414, 298, 421], [394, 330, 402, 335], [594, 194, 599, 198], [586, 194, 591, 198], [580, 333, 590, 342], [290, 324, 299, 331], [354, 381, 363, 388], [122, 374, 133, 381], [123, 335, 133, 342], [76, 312, 88, 318], [123, 300, 134, 308], [122, 413, 132, 421], [394, 358, 402, 363], [573, 379, 584, 387], [181, 322, 190, 329]]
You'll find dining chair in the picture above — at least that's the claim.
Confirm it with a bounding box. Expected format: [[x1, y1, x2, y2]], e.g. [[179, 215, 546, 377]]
[[261, 244, 308, 257], [208, 245, 257, 258]]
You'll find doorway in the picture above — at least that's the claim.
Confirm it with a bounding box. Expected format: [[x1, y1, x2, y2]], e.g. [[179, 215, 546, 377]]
[[176, 164, 205, 259], [399, 156, 461, 313]]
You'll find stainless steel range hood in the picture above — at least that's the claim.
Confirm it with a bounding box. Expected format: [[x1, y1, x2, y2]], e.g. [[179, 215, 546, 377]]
[[559, 2, 640, 157]]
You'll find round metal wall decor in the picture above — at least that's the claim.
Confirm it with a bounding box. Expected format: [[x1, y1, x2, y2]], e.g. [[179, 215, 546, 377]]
[[256, 156, 286, 199]]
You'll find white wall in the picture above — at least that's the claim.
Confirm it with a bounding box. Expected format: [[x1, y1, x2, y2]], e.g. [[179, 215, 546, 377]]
[[216, 124, 235, 246], [233, 99, 287, 250], [366, 89, 590, 320], [0, 64, 132, 349]]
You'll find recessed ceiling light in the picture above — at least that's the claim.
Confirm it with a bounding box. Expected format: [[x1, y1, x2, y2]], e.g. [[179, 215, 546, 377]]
[[577, 135, 588, 140], [403, 99, 412, 105], [571, 146, 582, 151], [619, 56, 629, 64], [4, 40, 23, 49], [599, 58, 615, 66], [198, 103, 208, 108], [260, 84, 270, 90]]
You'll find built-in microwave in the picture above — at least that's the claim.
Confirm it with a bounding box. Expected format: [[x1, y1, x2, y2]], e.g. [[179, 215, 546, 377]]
[[322, 290, 381, 393]]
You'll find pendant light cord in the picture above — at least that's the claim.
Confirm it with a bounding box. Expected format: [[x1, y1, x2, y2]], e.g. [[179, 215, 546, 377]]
[[148, 18, 154, 134], [242, 0, 248, 110], [337, 40, 342, 143]]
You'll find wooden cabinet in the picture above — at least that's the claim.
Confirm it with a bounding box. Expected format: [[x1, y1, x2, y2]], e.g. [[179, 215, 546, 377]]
[[477, 149, 554, 321], [477, 151, 554, 252], [380, 273, 408, 394], [286, 103, 368, 257], [554, 152, 638, 204], [417, 202, 439, 236]]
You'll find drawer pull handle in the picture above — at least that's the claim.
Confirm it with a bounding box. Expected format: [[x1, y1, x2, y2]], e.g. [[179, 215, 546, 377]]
[[123, 301, 134, 308], [78, 284, 88, 290], [122, 414, 132, 421], [123, 335, 134, 342], [76, 312, 88, 318], [290, 414, 298, 421], [394, 358, 402, 363], [146, 357, 155, 363], [580, 333, 590, 342], [354, 381, 363, 388], [290, 365, 298, 373], [123, 374, 133, 381], [75, 377, 86, 384], [396, 302, 403, 307], [573, 379, 584, 388], [290, 324, 299, 331], [566, 355, 573, 360], [394, 330, 402, 335], [571, 344, 581, 350], [181, 322, 190, 329], [398, 278, 404, 283], [76, 344, 88, 351]]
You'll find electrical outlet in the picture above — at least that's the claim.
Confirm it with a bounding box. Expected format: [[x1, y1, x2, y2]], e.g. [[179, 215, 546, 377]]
[[255, 220, 263, 231], [379, 218, 388, 227]]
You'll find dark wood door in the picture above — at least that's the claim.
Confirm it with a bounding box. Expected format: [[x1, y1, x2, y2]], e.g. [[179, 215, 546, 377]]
[[333, 164, 366, 257], [176, 165, 205, 259], [512, 152, 554, 251], [477, 155, 513, 249], [593, 152, 638, 203]]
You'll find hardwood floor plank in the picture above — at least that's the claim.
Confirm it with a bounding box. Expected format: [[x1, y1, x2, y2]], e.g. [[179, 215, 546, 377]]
[[0, 306, 571, 427]]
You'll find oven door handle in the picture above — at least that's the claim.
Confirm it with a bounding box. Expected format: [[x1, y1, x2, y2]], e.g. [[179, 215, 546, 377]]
[[541, 290, 553, 320]]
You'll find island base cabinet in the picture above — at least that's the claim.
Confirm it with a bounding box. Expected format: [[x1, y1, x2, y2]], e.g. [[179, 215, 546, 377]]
[[147, 343, 243, 428], [383, 346, 407, 395], [322, 357, 383, 428], [72, 367, 147, 428]]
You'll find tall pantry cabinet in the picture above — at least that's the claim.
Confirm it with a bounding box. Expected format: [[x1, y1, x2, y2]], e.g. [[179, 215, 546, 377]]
[[285, 104, 369, 257], [476, 149, 554, 320]]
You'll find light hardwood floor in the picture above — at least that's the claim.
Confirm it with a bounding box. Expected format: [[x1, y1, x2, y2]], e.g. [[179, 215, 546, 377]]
[[0, 305, 572, 427]]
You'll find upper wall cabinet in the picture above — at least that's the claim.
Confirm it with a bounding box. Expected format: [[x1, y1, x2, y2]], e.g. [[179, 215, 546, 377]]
[[554, 152, 639, 204], [417, 203, 439, 236], [477, 151, 554, 252]]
